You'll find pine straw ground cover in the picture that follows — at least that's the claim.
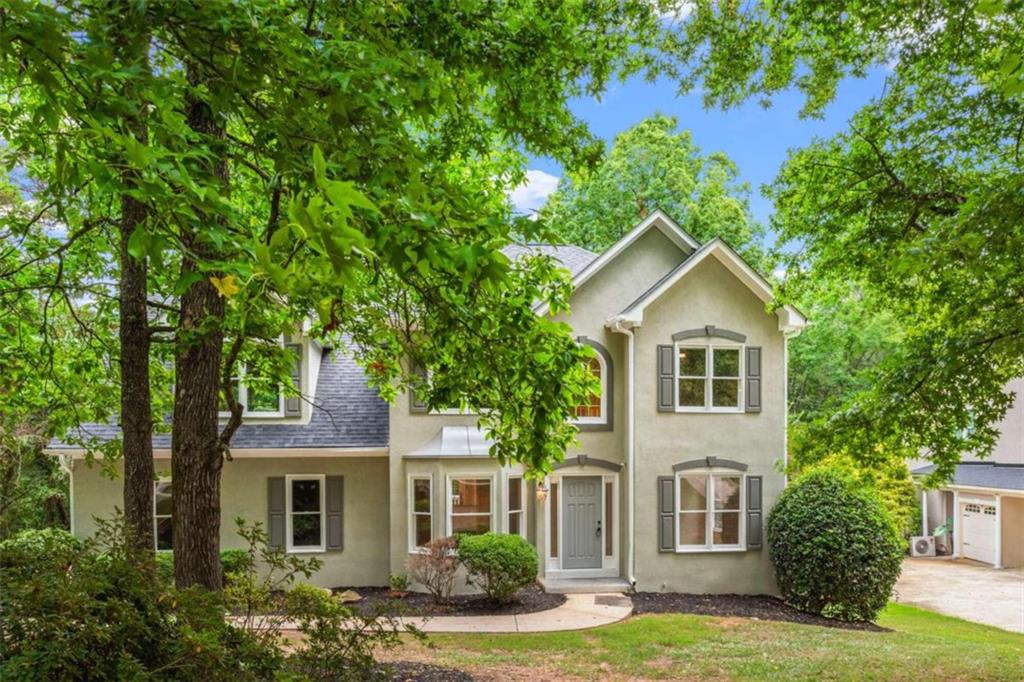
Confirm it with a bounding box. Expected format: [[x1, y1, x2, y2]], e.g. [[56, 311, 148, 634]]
[[375, 604, 1024, 681]]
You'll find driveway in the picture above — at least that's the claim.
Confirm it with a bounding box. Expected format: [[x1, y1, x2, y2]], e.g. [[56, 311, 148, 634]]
[[895, 557, 1024, 633]]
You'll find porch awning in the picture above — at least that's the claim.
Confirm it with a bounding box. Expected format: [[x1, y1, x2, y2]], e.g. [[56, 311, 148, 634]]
[[404, 426, 493, 458]]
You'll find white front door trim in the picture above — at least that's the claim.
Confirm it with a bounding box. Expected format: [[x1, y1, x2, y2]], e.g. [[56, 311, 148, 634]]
[[544, 469, 620, 579]]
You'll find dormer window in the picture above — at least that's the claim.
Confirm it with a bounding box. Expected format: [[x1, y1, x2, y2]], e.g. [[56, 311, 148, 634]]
[[222, 367, 284, 417]]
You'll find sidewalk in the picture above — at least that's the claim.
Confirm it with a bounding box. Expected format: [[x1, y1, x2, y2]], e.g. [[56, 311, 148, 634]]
[[276, 592, 633, 634]]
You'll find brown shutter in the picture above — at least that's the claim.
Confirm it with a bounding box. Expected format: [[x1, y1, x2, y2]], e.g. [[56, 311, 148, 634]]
[[409, 363, 428, 413], [658, 476, 675, 552], [268, 477, 286, 549], [745, 346, 762, 413], [285, 343, 303, 417], [657, 345, 675, 412], [746, 476, 763, 550], [326, 476, 344, 550]]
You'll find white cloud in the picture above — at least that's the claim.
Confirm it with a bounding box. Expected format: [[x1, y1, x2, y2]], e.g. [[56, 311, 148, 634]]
[[509, 169, 560, 217], [656, 1, 693, 22]]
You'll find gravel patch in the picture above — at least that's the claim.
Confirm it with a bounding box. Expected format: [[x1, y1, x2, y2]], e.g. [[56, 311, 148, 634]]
[[631, 593, 887, 631]]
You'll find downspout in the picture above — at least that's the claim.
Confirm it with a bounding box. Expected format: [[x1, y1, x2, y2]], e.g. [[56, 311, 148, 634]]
[[609, 316, 637, 587], [57, 453, 75, 536]]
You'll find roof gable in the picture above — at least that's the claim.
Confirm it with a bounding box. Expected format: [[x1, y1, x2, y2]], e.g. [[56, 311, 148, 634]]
[[612, 238, 807, 335], [537, 209, 699, 315]]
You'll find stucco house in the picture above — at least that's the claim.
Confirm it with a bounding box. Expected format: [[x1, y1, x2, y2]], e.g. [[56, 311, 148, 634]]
[[52, 210, 808, 594], [914, 377, 1024, 569]]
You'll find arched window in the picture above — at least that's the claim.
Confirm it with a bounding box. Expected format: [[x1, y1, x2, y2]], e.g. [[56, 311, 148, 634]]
[[575, 352, 606, 423]]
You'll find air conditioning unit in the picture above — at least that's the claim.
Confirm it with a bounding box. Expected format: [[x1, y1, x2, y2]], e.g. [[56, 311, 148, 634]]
[[910, 535, 936, 557]]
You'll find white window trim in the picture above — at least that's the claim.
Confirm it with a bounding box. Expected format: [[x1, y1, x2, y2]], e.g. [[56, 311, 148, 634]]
[[408, 475, 433, 553], [219, 338, 287, 418], [572, 351, 608, 425], [505, 474, 527, 538], [285, 474, 326, 553], [675, 469, 746, 553], [445, 473, 497, 537], [675, 341, 744, 413], [153, 478, 172, 551]]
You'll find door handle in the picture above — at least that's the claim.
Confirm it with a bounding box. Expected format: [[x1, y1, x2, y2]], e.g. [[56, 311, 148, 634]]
[[596, 519, 602, 537]]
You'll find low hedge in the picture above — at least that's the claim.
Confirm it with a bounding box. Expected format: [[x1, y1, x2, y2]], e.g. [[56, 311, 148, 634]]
[[767, 466, 905, 622], [458, 532, 537, 603]]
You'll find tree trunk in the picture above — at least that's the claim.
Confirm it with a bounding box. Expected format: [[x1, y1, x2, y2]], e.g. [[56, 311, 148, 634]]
[[112, 4, 154, 551], [120, 193, 154, 550], [171, 63, 229, 590]]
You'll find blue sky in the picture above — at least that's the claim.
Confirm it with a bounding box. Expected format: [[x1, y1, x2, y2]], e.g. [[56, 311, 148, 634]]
[[510, 67, 891, 237]]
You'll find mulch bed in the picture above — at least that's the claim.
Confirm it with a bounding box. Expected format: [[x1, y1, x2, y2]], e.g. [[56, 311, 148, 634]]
[[332, 582, 566, 618], [631, 592, 887, 631], [379, 661, 474, 681]]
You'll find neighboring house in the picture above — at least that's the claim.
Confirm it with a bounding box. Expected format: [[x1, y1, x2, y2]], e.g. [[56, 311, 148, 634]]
[[914, 378, 1024, 569], [50, 210, 807, 594]]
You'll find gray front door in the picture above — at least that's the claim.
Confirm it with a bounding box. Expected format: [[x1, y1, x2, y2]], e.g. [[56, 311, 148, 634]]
[[562, 476, 602, 569]]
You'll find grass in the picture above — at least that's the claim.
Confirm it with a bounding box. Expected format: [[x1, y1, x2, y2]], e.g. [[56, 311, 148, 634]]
[[386, 604, 1024, 680]]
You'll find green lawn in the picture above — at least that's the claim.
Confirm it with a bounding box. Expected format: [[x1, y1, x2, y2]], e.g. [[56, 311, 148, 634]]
[[392, 604, 1024, 680]]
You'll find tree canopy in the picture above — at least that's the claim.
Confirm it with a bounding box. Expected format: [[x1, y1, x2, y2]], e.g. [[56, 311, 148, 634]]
[[539, 114, 765, 262], [671, 0, 1024, 478]]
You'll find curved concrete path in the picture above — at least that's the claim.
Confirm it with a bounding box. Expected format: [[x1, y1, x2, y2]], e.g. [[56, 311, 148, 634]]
[[408, 592, 633, 633], [273, 592, 633, 634]]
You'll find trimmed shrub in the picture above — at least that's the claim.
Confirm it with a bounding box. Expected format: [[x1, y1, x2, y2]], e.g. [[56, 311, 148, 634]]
[[767, 466, 905, 622], [458, 532, 538, 603], [406, 536, 459, 604]]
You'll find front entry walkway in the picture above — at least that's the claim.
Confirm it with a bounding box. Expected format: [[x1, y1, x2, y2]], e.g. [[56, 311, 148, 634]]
[[275, 593, 633, 634], [895, 558, 1024, 633]]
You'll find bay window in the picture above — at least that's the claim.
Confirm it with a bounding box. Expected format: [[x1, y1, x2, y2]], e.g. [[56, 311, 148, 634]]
[[447, 476, 493, 536]]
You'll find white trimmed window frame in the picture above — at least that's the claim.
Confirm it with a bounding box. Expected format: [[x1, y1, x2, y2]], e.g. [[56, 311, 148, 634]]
[[572, 351, 608, 425], [505, 473, 527, 538], [219, 337, 287, 418], [675, 469, 745, 553], [445, 473, 497, 537], [153, 478, 172, 551], [285, 474, 326, 553], [675, 341, 744, 413], [407, 475, 433, 553]]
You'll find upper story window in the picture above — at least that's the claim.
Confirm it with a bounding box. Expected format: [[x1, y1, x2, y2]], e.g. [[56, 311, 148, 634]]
[[677, 471, 744, 551], [676, 343, 743, 412], [225, 367, 284, 416], [574, 355, 606, 423]]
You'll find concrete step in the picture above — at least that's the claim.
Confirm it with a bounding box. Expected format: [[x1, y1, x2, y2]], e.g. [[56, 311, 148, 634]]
[[539, 577, 632, 594]]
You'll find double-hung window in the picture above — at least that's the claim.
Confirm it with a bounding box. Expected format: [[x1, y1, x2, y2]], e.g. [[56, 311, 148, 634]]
[[676, 343, 743, 412], [410, 477, 433, 551], [677, 472, 744, 550], [448, 476, 493, 536], [154, 479, 173, 551], [507, 475, 526, 537], [286, 474, 325, 552]]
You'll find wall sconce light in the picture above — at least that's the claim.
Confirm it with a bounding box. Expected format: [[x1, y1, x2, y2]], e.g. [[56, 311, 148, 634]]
[[535, 483, 549, 502]]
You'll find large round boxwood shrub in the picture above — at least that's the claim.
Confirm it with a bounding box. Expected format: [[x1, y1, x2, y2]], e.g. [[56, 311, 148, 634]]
[[767, 466, 904, 622], [458, 532, 538, 603]]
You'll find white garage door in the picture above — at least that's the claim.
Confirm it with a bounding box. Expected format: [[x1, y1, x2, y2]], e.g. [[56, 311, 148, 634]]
[[961, 503, 997, 565]]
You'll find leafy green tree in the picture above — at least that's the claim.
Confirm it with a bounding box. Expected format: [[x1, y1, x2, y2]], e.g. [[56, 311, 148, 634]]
[[2, 0, 682, 588], [539, 114, 764, 262], [671, 0, 1024, 478]]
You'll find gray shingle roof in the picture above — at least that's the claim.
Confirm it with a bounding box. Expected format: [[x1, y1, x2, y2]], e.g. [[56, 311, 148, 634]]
[[912, 462, 1024, 491], [50, 347, 388, 450], [501, 243, 597, 278]]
